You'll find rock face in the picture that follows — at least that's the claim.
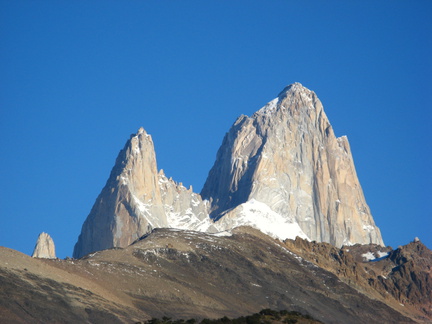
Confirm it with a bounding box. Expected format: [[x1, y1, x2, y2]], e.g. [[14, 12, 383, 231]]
[[74, 83, 384, 258], [73, 127, 214, 258], [284, 237, 432, 321], [32, 232, 56, 259], [201, 83, 384, 247]]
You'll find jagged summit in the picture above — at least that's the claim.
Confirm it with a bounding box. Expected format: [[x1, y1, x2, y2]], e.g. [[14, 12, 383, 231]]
[[255, 82, 318, 117], [32, 232, 56, 259], [277, 82, 307, 97], [73, 126, 214, 259], [74, 83, 383, 258], [201, 83, 383, 247]]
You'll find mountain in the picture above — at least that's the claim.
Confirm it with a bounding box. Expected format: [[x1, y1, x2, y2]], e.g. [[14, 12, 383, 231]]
[[5, 83, 427, 323], [73, 127, 214, 259], [74, 83, 383, 258], [284, 237, 432, 321], [201, 83, 383, 247], [2, 228, 429, 323], [31, 232, 56, 259]]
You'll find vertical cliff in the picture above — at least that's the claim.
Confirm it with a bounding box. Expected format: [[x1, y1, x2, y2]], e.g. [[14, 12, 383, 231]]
[[32, 232, 56, 259], [201, 83, 383, 247], [74, 83, 384, 258], [73, 128, 213, 258]]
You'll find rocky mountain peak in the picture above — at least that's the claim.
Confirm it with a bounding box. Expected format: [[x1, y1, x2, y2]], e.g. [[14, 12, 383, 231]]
[[73, 127, 213, 259], [277, 82, 307, 97], [137, 126, 146, 134], [201, 83, 383, 247], [32, 232, 56, 259], [254, 83, 320, 122], [74, 83, 384, 258]]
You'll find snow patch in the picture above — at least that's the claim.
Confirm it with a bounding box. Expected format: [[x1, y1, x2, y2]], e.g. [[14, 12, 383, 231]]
[[132, 194, 149, 214], [221, 199, 309, 241], [166, 208, 215, 233], [362, 251, 376, 261], [342, 238, 354, 247], [120, 176, 129, 186], [363, 224, 375, 232], [211, 231, 232, 237], [257, 98, 279, 114], [362, 250, 389, 262], [377, 251, 389, 258]]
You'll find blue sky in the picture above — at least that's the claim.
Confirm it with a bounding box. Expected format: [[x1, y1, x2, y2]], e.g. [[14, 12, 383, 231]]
[[1, 1, 431, 258]]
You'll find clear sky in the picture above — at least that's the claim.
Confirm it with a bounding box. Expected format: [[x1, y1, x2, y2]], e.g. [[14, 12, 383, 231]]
[[1, 1, 431, 258]]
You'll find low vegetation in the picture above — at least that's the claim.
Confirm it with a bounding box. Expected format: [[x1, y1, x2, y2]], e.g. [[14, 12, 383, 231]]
[[139, 309, 323, 324]]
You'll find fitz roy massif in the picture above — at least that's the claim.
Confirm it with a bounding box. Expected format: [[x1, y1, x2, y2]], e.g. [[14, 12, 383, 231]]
[[74, 83, 383, 258], [5, 83, 431, 324]]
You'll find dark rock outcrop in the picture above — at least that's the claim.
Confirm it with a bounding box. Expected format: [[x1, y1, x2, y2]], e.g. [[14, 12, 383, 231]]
[[284, 237, 432, 322]]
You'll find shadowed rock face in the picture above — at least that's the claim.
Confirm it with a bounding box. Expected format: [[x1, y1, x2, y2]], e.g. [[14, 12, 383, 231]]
[[1, 228, 423, 324], [32, 232, 56, 259], [201, 83, 383, 247]]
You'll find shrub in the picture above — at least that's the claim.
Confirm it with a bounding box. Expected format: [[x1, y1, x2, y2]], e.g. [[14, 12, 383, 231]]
[[245, 314, 261, 324], [259, 309, 279, 317], [283, 319, 297, 324], [146, 318, 161, 324]]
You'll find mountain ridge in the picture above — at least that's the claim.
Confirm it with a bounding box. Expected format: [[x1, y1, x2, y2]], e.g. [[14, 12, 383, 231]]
[[3, 227, 430, 323], [6, 83, 428, 323], [201, 82, 383, 247], [74, 83, 383, 259]]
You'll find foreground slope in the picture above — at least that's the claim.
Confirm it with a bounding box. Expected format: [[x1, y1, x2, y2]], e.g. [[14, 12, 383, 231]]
[[1, 228, 421, 324], [284, 237, 432, 322]]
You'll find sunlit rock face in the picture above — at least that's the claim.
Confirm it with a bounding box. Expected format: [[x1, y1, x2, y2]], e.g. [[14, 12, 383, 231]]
[[201, 83, 384, 247], [73, 128, 213, 259], [32, 232, 56, 259], [74, 83, 384, 258]]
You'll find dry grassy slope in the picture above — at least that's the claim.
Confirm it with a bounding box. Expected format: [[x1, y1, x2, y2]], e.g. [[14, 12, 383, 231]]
[[0, 247, 143, 323], [0, 227, 418, 324]]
